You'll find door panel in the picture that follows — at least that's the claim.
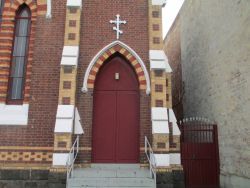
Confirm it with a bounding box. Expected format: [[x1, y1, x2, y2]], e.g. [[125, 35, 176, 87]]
[[92, 55, 140, 163], [116, 91, 139, 163], [92, 91, 116, 162]]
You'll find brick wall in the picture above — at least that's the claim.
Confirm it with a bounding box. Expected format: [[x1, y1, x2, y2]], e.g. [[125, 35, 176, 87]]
[[0, 0, 152, 167], [76, 0, 151, 163], [163, 14, 183, 120], [0, 0, 65, 165]]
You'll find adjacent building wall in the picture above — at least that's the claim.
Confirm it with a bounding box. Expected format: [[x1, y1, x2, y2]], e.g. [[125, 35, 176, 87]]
[[179, 0, 250, 187], [163, 14, 183, 120]]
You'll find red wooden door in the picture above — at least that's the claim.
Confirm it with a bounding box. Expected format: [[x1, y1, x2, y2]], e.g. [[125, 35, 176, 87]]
[[180, 121, 220, 188], [92, 56, 139, 163]]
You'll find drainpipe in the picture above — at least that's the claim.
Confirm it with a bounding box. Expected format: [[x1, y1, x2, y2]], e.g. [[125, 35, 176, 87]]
[[46, 0, 52, 19]]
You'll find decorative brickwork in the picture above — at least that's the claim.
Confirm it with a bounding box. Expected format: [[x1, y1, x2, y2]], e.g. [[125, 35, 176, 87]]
[[149, 0, 182, 173], [54, 134, 72, 151], [155, 70, 163, 77], [69, 7, 77, 14], [153, 24, 160, 31], [0, 146, 53, 164], [0, 0, 37, 103], [62, 97, 70, 105], [37, 0, 48, 16], [69, 20, 76, 27], [153, 37, 160, 44], [156, 100, 164, 107], [68, 33, 76, 40], [152, 134, 169, 152], [155, 84, 163, 92], [63, 81, 71, 89], [0, 0, 153, 173], [77, 0, 150, 164], [166, 94, 170, 102], [53, 0, 83, 168], [0, 151, 52, 163], [64, 66, 73, 74], [86, 44, 147, 91], [166, 74, 172, 107], [0, 0, 64, 170], [151, 72, 167, 108], [152, 11, 160, 18], [58, 67, 77, 105]]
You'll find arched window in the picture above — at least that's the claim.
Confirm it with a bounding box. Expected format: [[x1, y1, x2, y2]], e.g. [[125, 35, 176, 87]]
[[7, 4, 31, 104], [0, 0, 5, 23]]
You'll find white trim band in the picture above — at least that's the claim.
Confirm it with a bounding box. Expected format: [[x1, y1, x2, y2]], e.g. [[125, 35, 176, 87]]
[[54, 105, 74, 133], [67, 0, 82, 7], [82, 40, 151, 95], [74, 107, 84, 134], [153, 153, 181, 167], [0, 104, 29, 126], [152, 121, 169, 134], [53, 153, 73, 166], [150, 50, 172, 72], [152, 0, 166, 6], [154, 154, 170, 167], [169, 109, 181, 136], [151, 107, 168, 121], [61, 46, 79, 66], [46, 0, 52, 19], [151, 107, 181, 135], [170, 153, 181, 165]]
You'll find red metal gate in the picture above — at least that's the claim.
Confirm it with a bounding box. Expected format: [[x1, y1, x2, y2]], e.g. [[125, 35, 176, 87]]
[[179, 118, 220, 188]]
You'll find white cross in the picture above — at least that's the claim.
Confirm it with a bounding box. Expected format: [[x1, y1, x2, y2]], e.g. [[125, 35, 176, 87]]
[[110, 14, 127, 40]]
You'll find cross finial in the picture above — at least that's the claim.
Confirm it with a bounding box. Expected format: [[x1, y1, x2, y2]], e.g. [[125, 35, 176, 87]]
[[110, 14, 127, 40]]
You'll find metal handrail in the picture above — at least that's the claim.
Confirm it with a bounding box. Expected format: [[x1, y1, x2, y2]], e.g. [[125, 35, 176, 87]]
[[66, 135, 79, 186], [145, 136, 157, 186]]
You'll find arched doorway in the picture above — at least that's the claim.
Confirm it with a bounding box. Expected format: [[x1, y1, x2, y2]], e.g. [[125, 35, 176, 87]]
[[92, 54, 140, 163]]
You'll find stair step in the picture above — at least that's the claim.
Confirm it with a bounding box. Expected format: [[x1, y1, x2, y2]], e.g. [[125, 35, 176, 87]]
[[68, 164, 155, 188], [73, 168, 151, 178], [68, 177, 155, 187], [70, 186, 154, 188], [90, 164, 141, 170]]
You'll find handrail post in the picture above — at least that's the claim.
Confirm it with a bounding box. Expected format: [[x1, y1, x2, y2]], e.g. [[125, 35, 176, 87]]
[[77, 135, 79, 153], [66, 136, 81, 186], [145, 136, 157, 188]]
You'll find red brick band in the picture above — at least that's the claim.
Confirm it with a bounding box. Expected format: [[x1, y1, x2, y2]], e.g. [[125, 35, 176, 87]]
[[87, 44, 147, 89]]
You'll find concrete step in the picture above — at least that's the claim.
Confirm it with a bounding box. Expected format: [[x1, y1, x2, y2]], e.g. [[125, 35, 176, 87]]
[[70, 187, 154, 188], [68, 177, 155, 187], [90, 164, 141, 170], [70, 187, 153, 188], [73, 168, 151, 178], [67, 164, 155, 188]]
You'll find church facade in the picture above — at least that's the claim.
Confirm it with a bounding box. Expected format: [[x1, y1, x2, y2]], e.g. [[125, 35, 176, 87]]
[[0, 0, 183, 187]]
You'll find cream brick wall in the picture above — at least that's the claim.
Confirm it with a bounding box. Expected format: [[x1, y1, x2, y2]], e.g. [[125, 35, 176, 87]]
[[58, 67, 77, 105], [64, 9, 81, 46], [180, 0, 250, 187]]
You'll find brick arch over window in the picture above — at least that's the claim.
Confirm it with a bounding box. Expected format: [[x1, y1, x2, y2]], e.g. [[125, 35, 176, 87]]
[[0, 0, 37, 103], [82, 41, 151, 94]]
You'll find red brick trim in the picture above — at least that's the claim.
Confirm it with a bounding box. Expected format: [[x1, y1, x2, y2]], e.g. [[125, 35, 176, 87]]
[[0, 1, 37, 104], [87, 44, 147, 90]]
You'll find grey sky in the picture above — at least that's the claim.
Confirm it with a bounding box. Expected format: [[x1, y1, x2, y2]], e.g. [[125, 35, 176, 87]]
[[162, 0, 185, 37]]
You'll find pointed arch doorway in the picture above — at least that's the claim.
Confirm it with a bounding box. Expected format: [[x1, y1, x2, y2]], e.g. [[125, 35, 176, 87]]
[[92, 54, 140, 163]]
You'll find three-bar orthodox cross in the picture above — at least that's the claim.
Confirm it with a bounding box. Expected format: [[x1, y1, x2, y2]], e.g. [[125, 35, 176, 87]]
[[110, 14, 127, 39]]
